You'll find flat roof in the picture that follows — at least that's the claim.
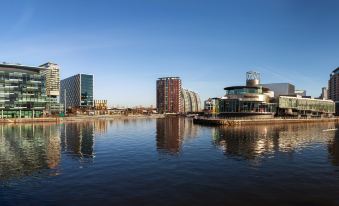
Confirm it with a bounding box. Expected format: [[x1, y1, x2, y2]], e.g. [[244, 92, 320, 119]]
[[0, 63, 46, 73], [224, 86, 261, 90], [158, 77, 180, 80], [331, 67, 339, 75]]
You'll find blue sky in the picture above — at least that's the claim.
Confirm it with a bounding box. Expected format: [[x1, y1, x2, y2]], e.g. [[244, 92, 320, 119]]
[[1, 0, 339, 106]]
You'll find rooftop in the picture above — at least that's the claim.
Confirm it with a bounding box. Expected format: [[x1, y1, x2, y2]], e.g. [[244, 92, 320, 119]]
[[0, 62, 46, 73], [331, 67, 339, 76], [158, 77, 180, 80]]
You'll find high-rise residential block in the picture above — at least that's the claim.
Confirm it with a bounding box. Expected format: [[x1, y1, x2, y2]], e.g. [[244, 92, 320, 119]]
[[40, 62, 60, 97], [329, 68, 339, 101], [156, 77, 181, 114], [40, 62, 63, 114], [60, 74, 93, 109]]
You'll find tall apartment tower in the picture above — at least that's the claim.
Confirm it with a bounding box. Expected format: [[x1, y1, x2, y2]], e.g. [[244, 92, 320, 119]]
[[329, 68, 339, 101], [156, 77, 182, 114], [40, 62, 64, 114], [40, 62, 60, 97]]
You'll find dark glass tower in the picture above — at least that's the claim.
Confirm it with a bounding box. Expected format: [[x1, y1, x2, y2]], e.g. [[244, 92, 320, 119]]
[[60, 74, 93, 109]]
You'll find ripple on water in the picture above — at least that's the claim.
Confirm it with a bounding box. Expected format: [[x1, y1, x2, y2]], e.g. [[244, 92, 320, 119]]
[[1, 119, 339, 206]]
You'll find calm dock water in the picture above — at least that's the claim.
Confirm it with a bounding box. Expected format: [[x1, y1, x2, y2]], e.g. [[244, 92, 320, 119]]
[[1, 117, 339, 205]]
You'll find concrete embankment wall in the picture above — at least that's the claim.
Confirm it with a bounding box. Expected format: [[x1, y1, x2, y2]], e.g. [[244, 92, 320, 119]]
[[193, 118, 339, 126]]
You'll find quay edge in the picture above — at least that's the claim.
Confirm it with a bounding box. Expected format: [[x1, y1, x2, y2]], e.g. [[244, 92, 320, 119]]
[[193, 118, 339, 126]]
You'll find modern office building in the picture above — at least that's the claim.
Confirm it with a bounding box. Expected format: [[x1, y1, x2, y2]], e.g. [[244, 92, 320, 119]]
[[156, 77, 182, 114], [0, 63, 47, 118], [60, 74, 93, 109], [261, 83, 295, 98], [40, 62, 63, 114], [181, 88, 201, 113]]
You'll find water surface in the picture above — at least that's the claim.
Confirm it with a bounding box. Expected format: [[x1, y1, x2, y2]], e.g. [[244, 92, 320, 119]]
[[1, 118, 339, 206]]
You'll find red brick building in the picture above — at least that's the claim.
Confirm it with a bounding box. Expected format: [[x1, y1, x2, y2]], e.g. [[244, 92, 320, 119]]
[[156, 77, 182, 114]]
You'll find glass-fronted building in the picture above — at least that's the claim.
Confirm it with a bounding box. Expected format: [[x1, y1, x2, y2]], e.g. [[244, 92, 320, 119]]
[[60, 74, 93, 109], [277, 96, 335, 117], [215, 71, 335, 118], [0, 63, 47, 118], [219, 86, 276, 118]]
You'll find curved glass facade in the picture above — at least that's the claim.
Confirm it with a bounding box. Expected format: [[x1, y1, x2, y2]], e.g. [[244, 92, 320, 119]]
[[181, 88, 201, 113], [220, 86, 276, 116], [225, 87, 262, 95]]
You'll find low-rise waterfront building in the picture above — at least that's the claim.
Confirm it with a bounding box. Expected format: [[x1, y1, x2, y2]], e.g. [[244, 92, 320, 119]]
[[94, 100, 108, 110], [219, 86, 277, 118], [219, 71, 277, 118], [204, 97, 220, 116], [60, 74, 93, 110], [0, 63, 47, 118], [277, 96, 334, 117], [210, 71, 335, 119]]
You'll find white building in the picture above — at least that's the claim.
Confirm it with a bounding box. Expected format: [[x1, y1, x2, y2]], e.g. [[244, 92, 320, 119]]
[[40, 62, 60, 97]]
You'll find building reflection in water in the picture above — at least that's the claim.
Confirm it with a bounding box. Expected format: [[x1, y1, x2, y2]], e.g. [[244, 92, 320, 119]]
[[156, 117, 199, 154], [328, 128, 339, 166], [0, 120, 109, 181], [0, 123, 61, 180], [212, 123, 339, 164], [60, 122, 95, 158]]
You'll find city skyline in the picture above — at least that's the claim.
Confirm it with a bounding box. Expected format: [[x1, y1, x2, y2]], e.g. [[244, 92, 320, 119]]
[[1, 0, 339, 106]]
